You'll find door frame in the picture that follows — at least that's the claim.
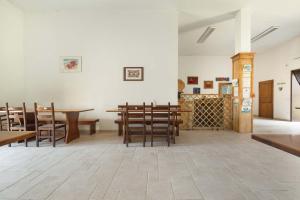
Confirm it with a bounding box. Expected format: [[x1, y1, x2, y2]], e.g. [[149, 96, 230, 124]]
[[290, 69, 300, 121], [259, 80, 274, 119]]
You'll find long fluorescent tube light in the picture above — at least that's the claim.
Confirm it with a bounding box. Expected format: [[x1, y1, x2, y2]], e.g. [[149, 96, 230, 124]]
[[197, 26, 216, 43], [251, 26, 280, 43]]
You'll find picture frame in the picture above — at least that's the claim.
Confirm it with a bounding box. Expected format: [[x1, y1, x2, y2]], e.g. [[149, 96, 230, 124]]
[[193, 87, 201, 94], [204, 80, 214, 89], [123, 67, 144, 81], [60, 56, 82, 73], [216, 77, 230, 82], [187, 76, 198, 85]]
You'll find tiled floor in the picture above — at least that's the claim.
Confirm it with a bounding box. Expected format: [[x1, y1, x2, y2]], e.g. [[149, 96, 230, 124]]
[[0, 119, 300, 200]]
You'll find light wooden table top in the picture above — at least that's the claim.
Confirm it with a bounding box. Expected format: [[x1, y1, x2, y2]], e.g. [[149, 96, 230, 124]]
[[0, 108, 94, 113], [0, 131, 36, 146]]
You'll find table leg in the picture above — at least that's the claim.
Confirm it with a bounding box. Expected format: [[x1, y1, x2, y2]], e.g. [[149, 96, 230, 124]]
[[65, 112, 80, 143]]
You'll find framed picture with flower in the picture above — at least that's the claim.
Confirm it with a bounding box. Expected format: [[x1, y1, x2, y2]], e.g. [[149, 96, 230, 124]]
[[60, 56, 82, 73]]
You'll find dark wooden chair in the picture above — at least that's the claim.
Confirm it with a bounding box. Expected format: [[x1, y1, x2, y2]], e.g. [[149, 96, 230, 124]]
[[34, 102, 66, 147], [0, 107, 6, 131], [124, 103, 147, 147], [150, 102, 175, 147]]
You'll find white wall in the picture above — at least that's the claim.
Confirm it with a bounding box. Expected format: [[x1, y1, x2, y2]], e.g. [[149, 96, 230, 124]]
[[23, 9, 178, 130], [179, 56, 231, 94], [254, 36, 300, 120], [0, 0, 24, 105]]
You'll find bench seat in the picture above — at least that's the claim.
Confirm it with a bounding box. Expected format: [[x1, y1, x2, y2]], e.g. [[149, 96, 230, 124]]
[[114, 118, 183, 136], [57, 119, 99, 135]]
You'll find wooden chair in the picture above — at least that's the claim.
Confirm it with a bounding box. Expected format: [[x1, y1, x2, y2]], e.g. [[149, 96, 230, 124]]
[[150, 102, 175, 147], [124, 103, 147, 147], [5, 103, 35, 132], [0, 107, 6, 131], [34, 102, 66, 147]]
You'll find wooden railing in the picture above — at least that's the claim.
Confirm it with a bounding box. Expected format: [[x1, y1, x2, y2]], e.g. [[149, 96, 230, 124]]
[[179, 94, 232, 130]]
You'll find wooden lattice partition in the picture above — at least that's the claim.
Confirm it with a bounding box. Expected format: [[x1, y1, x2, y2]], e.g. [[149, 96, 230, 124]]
[[179, 94, 232, 130]]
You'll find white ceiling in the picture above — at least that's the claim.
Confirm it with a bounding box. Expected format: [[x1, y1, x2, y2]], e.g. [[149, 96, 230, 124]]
[[8, 0, 300, 56], [179, 0, 300, 56]]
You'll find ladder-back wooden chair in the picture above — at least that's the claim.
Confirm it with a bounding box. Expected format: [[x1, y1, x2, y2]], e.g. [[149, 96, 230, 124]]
[[150, 102, 175, 147], [0, 107, 6, 131], [34, 102, 66, 147], [5, 103, 35, 131], [5, 103, 35, 147], [124, 102, 147, 147]]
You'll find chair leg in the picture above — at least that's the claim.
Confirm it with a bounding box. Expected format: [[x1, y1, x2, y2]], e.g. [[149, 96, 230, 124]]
[[143, 133, 146, 147], [126, 134, 129, 147], [90, 124, 96, 135], [8, 144, 11, 147], [151, 132, 154, 147], [36, 131, 39, 147], [52, 131, 56, 147], [64, 126, 67, 143], [118, 123, 123, 136], [25, 139, 28, 147], [167, 130, 170, 147]]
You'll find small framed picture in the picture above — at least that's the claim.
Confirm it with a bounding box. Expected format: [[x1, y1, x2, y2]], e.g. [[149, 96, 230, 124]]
[[60, 56, 82, 73], [216, 77, 230, 82], [193, 87, 201, 94], [124, 67, 144, 81], [187, 76, 198, 85], [204, 80, 214, 89]]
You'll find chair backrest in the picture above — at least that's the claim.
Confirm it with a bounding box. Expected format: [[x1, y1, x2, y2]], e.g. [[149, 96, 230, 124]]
[[124, 102, 146, 129], [34, 102, 55, 130], [5, 102, 27, 131], [151, 102, 171, 127]]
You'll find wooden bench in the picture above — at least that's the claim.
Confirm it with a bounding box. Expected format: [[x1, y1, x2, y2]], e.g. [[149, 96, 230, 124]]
[[114, 118, 183, 136], [78, 119, 99, 135], [0, 131, 36, 147], [56, 118, 99, 135]]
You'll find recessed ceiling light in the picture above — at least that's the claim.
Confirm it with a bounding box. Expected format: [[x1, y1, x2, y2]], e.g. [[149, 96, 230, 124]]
[[197, 26, 216, 44], [251, 26, 280, 43]]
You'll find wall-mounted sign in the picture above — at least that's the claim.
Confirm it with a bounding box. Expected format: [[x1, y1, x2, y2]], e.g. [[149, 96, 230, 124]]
[[216, 77, 230, 81], [241, 98, 252, 113]]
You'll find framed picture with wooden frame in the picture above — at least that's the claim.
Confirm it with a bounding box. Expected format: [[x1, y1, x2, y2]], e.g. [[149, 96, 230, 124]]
[[187, 76, 198, 85], [123, 67, 144, 81], [204, 80, 214, 89]]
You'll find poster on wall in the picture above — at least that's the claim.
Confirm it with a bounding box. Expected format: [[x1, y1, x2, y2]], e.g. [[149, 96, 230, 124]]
[[216, 77, 230, 81], [187, 76, 198, 85], [241, 98, 252, 113], [60, 56, 82, 73], [204, 80, 214, 89], [193, 87, 201, 94]]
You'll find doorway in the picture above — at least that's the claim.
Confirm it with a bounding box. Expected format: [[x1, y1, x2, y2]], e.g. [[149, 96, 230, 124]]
[[291, 69, 300, 121], [259, 80, 274, 119]]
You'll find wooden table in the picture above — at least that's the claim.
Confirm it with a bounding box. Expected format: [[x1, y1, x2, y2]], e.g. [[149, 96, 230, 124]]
[[0, 109, 94, 143], [0, 131, 36, 146]]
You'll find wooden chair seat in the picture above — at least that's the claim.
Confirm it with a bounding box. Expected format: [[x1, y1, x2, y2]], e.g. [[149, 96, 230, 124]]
[[10, 123, 36, 131], [38, 123, 66, 131]]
